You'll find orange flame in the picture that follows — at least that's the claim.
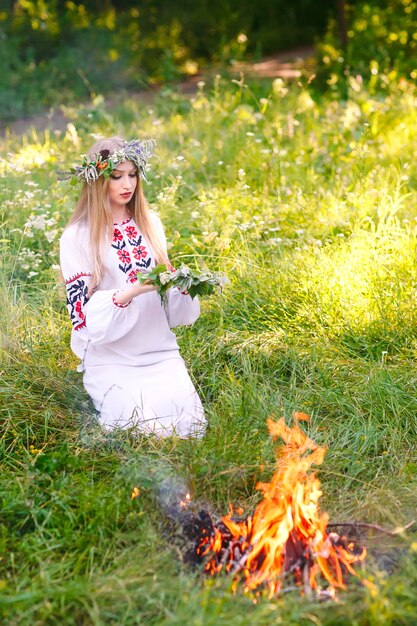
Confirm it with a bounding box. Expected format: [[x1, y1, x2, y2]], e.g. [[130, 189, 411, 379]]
[[131, 486, 141, 500], [197, 416, 366, 597]]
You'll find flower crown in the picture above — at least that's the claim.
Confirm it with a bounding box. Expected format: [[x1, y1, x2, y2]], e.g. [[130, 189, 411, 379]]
[[58, 139, 156, 185]]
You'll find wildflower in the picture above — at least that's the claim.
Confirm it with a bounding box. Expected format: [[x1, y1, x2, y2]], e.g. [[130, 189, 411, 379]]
[[159, 271, 173, 285], [45, 230, 57, 243]]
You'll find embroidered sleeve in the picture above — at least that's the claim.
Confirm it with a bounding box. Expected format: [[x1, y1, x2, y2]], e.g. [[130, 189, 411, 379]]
[[60, 226, 93, 332], [65, 272, 92, 330]]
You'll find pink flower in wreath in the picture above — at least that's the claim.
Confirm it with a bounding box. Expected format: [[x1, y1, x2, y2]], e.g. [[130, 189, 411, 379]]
[[132, 245, 147, 260], [113, 228, 123, 242], [117, 249, 131, 264], [125, 226, 138, 239]]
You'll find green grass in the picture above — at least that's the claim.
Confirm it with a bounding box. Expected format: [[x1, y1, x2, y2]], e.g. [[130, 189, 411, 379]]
[[1, 76, 417, 625]]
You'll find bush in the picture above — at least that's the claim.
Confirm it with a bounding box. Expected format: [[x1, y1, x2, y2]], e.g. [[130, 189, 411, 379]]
[[317, 0, 417, 94]]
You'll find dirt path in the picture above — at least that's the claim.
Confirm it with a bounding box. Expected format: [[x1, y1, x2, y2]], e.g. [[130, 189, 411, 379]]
[[2, 46, 314, 138]]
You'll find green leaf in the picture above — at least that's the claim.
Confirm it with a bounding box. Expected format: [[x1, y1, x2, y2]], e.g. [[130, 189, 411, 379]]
[[136, 263, 227, 302]]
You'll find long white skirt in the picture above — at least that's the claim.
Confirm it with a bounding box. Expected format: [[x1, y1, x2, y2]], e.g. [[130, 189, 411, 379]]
[[83, 357, 206, 438]]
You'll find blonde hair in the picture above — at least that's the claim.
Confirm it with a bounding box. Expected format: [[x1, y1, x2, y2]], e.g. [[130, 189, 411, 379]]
[[67, 136, 168, 294]]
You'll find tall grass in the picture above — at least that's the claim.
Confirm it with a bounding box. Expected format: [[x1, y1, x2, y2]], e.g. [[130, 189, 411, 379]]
[[1, 76, 417, 625]]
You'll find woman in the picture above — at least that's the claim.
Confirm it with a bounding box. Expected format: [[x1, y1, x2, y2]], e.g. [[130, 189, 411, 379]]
[[59, 136, 206, 437]]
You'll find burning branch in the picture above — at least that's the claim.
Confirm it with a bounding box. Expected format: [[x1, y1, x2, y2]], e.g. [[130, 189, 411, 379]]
[[327, 520, 416, 537]]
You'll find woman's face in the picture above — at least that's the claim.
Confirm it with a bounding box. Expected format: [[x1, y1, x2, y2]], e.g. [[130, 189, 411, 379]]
[[107, 160, 138, 212]]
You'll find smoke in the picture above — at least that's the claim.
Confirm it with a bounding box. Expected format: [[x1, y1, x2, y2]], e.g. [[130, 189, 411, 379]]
[[157, 474, 193, 521]]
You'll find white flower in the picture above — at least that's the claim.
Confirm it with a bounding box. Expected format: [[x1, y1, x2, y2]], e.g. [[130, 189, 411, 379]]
[[159, 271, 172, 286], [217, 274, 230, 286], [179, 265, 191, 277], [24, 214, 47, 231], [45, 229, 57, 243]]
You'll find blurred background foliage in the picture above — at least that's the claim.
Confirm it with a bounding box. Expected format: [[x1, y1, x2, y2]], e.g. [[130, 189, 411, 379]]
[[1, 1, 417, 120], [317, 0, 417, 94], [0, 0, 332, 120]]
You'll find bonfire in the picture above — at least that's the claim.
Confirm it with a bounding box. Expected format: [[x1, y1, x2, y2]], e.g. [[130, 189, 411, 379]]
[[194, 413, 367, 598]]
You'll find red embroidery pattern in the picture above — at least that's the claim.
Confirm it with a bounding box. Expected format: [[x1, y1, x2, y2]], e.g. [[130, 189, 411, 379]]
[[113, 217, 132, 226], [65, 274, 91, 330], [125, 225, 138, 239], [117, 249, 132, 273], [128, 269, 138, 283], [117, 249, 131, 263], [112, 221, 152, 274], [113, 228, 123, 242], [132, 245, 147, 260], [112, 291, 131, 308], [112, 227, 126, 251], [65, 271, 92, 285]]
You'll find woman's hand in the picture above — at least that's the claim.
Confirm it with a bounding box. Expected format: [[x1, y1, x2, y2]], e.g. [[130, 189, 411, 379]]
[[113, 281, 157, 306]]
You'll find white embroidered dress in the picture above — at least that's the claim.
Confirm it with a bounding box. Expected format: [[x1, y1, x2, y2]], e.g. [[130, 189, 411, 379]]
[[59, 213, 206, 437]]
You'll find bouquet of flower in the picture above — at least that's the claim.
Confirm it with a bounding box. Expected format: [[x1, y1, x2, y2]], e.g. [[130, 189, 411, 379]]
[[137, 264, 228, 300]]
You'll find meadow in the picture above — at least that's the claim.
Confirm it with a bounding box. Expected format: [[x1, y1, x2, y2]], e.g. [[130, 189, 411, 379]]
[[1, 74, 417, 625]]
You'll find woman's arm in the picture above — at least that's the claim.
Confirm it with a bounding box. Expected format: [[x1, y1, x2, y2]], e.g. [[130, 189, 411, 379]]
[[112, 281, 156, 306]]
